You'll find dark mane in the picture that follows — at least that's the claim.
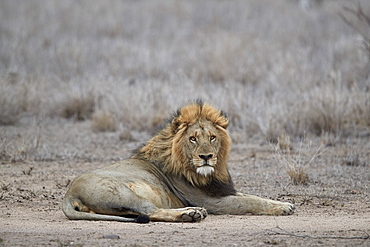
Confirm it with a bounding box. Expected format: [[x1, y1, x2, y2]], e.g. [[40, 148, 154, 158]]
[[133, 101, 232, 186], [199, 177, 237, 197]]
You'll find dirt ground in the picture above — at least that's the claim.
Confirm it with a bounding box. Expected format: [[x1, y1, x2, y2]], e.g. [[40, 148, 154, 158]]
[[0, 118, 369, 246]]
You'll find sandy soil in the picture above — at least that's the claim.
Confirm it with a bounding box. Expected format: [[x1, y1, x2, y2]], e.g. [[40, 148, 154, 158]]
[[0, 119, 369, 246]]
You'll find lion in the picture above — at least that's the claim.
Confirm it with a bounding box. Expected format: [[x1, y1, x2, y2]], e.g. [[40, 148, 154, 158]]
[[62, 101, 295, 223]]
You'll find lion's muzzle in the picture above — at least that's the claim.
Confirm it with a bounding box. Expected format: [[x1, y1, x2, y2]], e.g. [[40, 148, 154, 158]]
[[194, 153, 217, 177], [196, 165, 215, 177]]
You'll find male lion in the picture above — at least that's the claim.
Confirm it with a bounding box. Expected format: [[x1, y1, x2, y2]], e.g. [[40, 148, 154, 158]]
[[62, 101, 295, 223]]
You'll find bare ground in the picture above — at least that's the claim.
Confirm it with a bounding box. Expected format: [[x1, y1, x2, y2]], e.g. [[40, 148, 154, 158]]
[[1, 118, 370, 246]]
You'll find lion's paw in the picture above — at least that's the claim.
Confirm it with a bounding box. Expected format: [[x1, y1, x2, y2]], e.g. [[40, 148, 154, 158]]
[[181, 207, 207, 222], [274, 202, 295, 215]]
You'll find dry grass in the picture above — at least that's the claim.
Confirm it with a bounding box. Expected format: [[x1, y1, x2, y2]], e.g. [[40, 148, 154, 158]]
[[0, 125, 42, 162], [119, 130, 135, 142], [287, 166, 309, 186], [91, 110, 117, 132], [342, 154, 367, 167], [273, 139, 325, 185], [60, 94, 96, 121], [0, 78, 25, 125], [0, 0, 369, 143], [340, 145, 368, 167]]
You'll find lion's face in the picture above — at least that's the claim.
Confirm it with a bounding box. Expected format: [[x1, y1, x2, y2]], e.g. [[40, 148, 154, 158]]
[[183, 120, 221, 177], [136, 102, 231, 186]]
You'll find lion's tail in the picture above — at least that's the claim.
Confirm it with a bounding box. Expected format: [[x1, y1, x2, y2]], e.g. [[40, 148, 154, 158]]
[[62, 196, 150, 223]]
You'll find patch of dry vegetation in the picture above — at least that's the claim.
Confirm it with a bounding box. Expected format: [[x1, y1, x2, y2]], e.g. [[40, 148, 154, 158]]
[[273, 139, 325, 185], [91, 110, 117, 132], [119, 129, 135, 142], [60, 94, 96, 121], [0, 0, 369, 141], [0, 76, 27, 125], [0, 125, 42, 162], [340, 144, 369, 167]]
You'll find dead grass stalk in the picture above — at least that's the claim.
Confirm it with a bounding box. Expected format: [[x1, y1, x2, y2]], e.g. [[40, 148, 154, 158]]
[[273, 139, 326, 185]]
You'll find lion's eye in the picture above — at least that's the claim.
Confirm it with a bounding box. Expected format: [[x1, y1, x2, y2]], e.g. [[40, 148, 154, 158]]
[[189, 136, 197, 143], [210, 135, 216, 142]]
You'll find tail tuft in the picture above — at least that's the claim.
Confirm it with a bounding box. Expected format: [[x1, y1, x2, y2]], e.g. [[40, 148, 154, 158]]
[[135, 215, 150, 224]]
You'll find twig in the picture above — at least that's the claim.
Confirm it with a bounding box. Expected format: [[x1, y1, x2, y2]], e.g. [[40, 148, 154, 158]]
[[339, 12, 369, 40], [266, 226, 370, 240], [340, 2, 370, 30], [305, 144, 325, 166], [339, 1, 370, 59]]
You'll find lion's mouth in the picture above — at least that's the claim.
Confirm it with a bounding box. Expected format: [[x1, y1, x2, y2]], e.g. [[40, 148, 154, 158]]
[[201, 160, 209, 166], [196, 165, 214, 177]]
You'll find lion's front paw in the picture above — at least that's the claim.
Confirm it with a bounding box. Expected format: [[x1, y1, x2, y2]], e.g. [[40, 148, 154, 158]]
[[181, 207, 207, 222], [273, 202, 295, 215], [283, 202, 295, 215]]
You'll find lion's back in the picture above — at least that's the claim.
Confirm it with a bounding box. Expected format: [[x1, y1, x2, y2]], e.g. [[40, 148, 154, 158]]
[[91, 159, 162, 183]]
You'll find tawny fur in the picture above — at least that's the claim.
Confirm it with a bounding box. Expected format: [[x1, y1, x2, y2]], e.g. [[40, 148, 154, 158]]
[[62, 102, 295, 223], [133, 102, 231, 186]]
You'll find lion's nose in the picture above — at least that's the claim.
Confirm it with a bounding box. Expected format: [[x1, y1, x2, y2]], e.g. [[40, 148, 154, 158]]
[[199, 154, 213, 161]]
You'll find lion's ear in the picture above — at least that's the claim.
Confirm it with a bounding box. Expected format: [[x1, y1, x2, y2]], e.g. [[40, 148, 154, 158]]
[[218, 117, 229, 129], [217, 111, 229, 129], [171, 116, 183, 133]]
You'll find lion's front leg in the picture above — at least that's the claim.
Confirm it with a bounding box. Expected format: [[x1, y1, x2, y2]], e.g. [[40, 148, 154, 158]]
[[236, 193, 296, 215], [149, 207, 207, 222], [202, 193, 295, 216]]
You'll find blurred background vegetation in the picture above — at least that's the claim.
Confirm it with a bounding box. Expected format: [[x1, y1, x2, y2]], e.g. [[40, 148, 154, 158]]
[[0, 0, 369, 155]]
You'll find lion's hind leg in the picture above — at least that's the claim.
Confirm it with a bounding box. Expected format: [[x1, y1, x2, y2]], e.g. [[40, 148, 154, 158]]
[[62, 175, 157, 223], [149, 207, 207, 222], [62, 195, 150, 223]]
